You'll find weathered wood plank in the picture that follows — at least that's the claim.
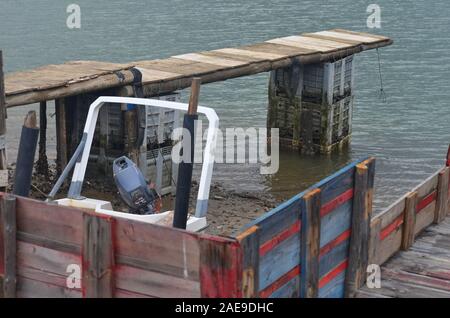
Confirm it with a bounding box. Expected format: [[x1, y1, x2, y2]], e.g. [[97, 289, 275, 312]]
[[82, 214, 114, 298], [435, 168, 449, 223], [115, 265, 201, 298], [17, 276, 82, 298], [114, 218, 200, 280], [300, 189, 321, 298], [199, 236, 242, 298], [414, 201, 436, 236], [16, 197, 84, 247], [1, 195, 17, 298], [17, 241, 81, 278], [259, 230, 300, 292], [212, 48, 285, 61], [172, 53, 247, 68], [236, 226, 260, 298], [345, 164, 369, 297], [402, 192, 417, 250]]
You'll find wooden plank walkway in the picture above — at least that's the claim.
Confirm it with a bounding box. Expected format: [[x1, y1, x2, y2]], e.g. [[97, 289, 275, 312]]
[[4, 29, 392, 107], [357, 216, 450, 298]]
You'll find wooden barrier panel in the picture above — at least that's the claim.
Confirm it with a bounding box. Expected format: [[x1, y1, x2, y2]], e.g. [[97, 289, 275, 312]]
[[0, 194, 244, 298], [367, 166, 447, 273], [240, 157, 373, 298]]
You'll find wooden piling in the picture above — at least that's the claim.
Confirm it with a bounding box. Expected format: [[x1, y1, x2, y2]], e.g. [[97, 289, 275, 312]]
[[0, 52, 8, 192], [82, 214, 114, 298], [55, 98, 68, 174], [0, 195, 17, 298], [36, 101, 49, 176], [402, 191, 418, 250], [300, 188, 321, 298], [345, 163, 369, 297], [125, 107, 139, 164]]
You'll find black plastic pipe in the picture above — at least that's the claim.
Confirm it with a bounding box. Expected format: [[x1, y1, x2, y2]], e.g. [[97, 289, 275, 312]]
[[13, 111, 39, 197], [173, 78, 201, 229]]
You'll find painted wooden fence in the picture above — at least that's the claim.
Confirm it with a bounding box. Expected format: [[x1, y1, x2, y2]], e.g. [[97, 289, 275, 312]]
[[0, 157, 376, 298], [0, 194, 244, 298], [2, 147, 449, 298], [239, 157, 375, 298], [368, 165, 450, 269]]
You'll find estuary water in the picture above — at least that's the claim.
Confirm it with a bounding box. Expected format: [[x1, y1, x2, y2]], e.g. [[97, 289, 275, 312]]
[[1, 0, 450, 212]]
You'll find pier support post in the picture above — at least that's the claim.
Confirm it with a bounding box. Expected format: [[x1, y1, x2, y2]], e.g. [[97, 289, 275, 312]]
[[55, 98, 68, 174], [0, 52, 8, 191], [268, 56, 355, 154], [125, 107, 140, 165], [36, 101, 49, 176]]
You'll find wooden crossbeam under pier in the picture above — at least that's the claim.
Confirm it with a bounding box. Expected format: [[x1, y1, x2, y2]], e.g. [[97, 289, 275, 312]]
[[4, 29, 392, 107]]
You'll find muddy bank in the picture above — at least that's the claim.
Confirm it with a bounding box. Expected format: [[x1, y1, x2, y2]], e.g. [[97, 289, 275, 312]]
[[8, 161, 279, 237]]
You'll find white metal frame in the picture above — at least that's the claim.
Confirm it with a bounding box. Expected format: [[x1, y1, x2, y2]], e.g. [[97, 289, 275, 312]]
[[70, 96, 219, 218]]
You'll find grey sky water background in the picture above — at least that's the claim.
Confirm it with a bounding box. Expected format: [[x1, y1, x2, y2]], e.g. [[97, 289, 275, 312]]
[[1, 0, 449, 212]]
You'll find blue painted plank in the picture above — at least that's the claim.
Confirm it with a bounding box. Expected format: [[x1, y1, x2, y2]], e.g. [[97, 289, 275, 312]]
[[269, 276, 300, 298], [259, 231, 301, 291], [319, 271, 346, 298], [320, 200, 352, 248], [319, 239, 350, 278], [244, 198, 301, 244], [240, 157, 367, 236]]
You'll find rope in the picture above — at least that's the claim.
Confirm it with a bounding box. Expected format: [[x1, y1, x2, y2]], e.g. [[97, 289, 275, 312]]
[[376, 48, 387, 102]]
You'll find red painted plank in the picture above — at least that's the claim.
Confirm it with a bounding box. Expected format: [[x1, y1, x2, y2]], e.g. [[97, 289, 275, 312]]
[[319, 259, 348, 289], [380, 214, 404, 241], [320, 189, 353, 217], [200, 240, 243, 298], [319, 229, 351, 258], [259, 265, 300, 298], [259, 220, 301, 257], [416, 190, 437, 214]]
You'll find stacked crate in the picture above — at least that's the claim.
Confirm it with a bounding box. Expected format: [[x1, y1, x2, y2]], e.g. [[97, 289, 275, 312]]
[[82, 92, 181, 195], [267, 55, 355, 153]]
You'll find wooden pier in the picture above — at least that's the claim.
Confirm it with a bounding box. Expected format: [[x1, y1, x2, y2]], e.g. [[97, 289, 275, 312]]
[[2, 29, 392, 163], [4, 29, 391, 107]]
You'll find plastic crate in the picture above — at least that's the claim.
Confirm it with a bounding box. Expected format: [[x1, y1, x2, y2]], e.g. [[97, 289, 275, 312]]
[[302, 55, 354, 104]]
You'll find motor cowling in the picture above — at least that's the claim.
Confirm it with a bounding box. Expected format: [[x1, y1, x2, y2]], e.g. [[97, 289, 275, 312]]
[[113, 156, 160, 214]]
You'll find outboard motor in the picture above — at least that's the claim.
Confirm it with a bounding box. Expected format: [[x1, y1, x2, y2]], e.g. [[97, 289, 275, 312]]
[[113, 156, 160, 215]]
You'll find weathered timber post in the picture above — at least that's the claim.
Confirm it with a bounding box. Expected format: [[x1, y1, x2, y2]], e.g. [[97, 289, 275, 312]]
[[268, 56, 355, 154], [55, 98, 68, 174], [36, 101, 49, 176], [0, 52, 8, 191], [434, 167, 449, 224], [236, 225, 260, 298], [82, 214, 114, 298], [345, 162, 369, 297], [402, 191, 418, 250], [0, 195, 17, 298], [125, 106, 140, 165], [300, 188, 321, 298]]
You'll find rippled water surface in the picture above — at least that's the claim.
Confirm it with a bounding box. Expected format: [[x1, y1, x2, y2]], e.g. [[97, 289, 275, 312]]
[[1, 0, 449, 212]]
